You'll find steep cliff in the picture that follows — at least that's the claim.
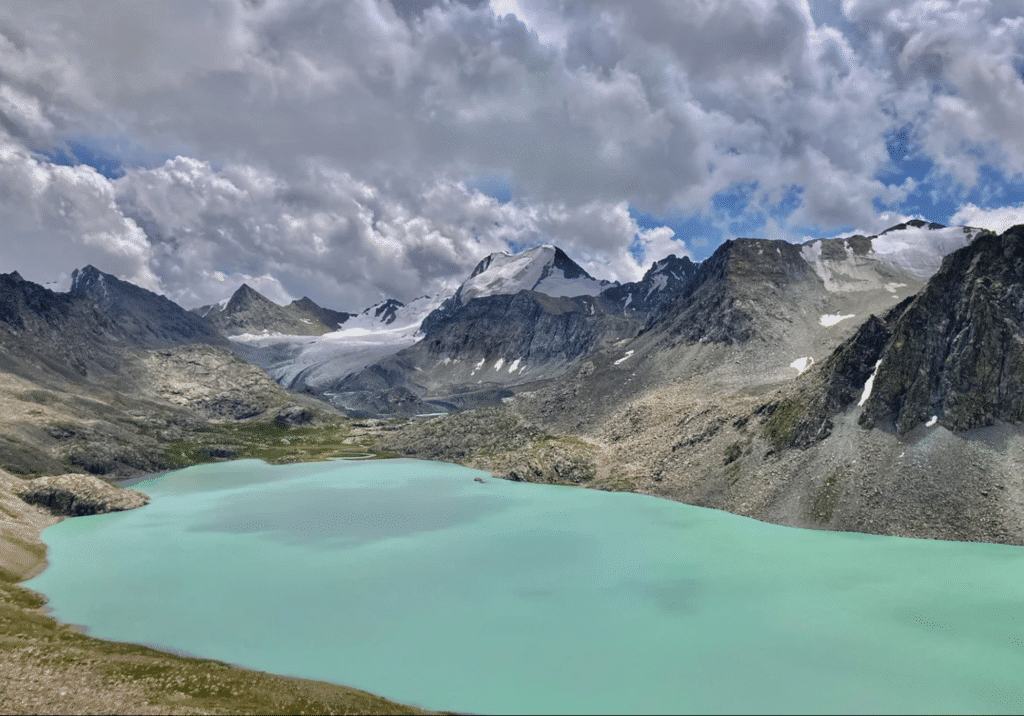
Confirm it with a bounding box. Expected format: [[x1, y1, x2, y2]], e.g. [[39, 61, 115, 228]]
[[859, 226, 1021, 434]]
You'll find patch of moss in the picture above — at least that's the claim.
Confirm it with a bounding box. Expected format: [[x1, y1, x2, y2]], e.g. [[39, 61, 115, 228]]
[[158, 418, 380, 468], [811, 469, 844, 523], [0, 435, 67, 476], [601, 474, 636, 492], [762, 396, 808, 452], [725, 462, 743, 486], [15, 390, 60, 406], [723, 441, 743, 465]]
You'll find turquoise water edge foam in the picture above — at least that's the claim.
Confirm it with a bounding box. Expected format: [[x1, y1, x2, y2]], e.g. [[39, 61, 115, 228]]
[[25, 458, 1024, 714]]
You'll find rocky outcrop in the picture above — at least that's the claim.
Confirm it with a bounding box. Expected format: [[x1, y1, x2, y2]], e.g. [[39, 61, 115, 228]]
[[16, 473, 148, 517], [196, 284, 349, 336], [70, 266, 226, 349], [601, 254, 697, 313], [273, 403, 315, 426], [421, 291, 629, 365], [653, 238, 825, 344], [760, 297, 914, 450], [138, 343, 289, 420], [358, 298, 404, 325], [375, 408, 598, 485], [286, 297, 353, 331], [860, 226, 1021, 434]]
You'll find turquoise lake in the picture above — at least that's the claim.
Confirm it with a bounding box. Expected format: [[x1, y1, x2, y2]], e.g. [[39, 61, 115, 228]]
[[24, 458, 1024, 714]]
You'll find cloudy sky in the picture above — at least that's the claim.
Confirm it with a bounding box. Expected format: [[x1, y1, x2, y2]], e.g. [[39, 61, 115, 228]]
[[1, 0, 1024, 310]]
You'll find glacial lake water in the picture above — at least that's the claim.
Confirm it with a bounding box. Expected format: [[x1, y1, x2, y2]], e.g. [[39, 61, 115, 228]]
[[25, 458, 1024, 714]]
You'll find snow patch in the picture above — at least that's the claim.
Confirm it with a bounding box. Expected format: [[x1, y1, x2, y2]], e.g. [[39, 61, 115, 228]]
[[614, 350, 634, 365], [859, 360, 882, 406], [790, 356, 814, 374], [926, 415, 938, 427], [473, 358, 486, 371], [493, 357, 505, 371], [645, 273, 668, 299], [507, 358, 521, 373], [884, 283, 907, 293], [820, 314, 855, 327]]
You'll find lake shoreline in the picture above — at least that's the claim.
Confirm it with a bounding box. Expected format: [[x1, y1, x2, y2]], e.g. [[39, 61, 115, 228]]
[[0, 465, 442, 715], [29, 456, 1024, 715]]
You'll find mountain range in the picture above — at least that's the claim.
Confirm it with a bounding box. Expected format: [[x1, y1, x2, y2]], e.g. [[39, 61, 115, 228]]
[[5, 218, 1024, 546]]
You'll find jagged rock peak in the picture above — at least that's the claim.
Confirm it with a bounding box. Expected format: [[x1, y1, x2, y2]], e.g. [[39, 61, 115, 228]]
[[601, 253, 697, 313], [858, 224, 1024, 434], [363, 298, 405, 325], [651, 238, 821, 345], [878, 218, 946, 235], [460, 244, 607, 303], [290, 296, 320, 310], [227, 283, 271, 308], [69, 264, 105, 295], [66, 264, 225, 349]]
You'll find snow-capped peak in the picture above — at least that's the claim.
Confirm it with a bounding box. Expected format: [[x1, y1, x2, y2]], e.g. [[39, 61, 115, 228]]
[[340, 293, 444, 334], [800, 221, 987, 292], [459, 245, 607, 302], [869, 223, 984, 277]]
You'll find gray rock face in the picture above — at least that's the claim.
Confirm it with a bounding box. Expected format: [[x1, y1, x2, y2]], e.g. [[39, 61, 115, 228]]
[[0, 269, 206, 383], [17, 473, 149, 516], [421, 291, 626, 364], [654, 238, 824, 344], [360, 298, 404, 325], [287, 297, 353, 331], [762, 297, 913, 450], [860, 226, 1023, 434], [196, 284, 351, 336], [70, 265, 226, 349], [321, 288, 638, 418], [601, 255, 697, 313], [139, 344, 289, 420], [0, 271, 73, 332]]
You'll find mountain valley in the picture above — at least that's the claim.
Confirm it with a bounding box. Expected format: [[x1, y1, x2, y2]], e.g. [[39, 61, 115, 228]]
[[3, 217, 1024, 713]]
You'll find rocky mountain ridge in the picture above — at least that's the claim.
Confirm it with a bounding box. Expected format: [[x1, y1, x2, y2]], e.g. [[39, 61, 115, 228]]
[[193, 283, 354, 336], [601, 254, 698, 314], [3, 218, 1021, 716], [366, 222, 1024, 546], [3, 219, 1021, 548], [213, 222, 987, 419]]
